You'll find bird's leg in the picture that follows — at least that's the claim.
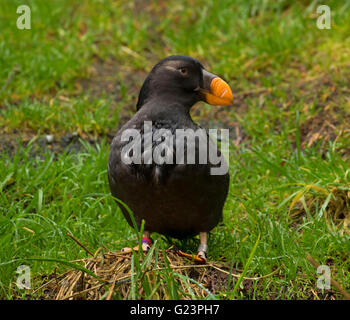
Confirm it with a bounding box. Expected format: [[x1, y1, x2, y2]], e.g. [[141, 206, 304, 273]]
[[197, 232, 208, 262], [141, 230, 151, 252], [121, 230, 151, 253]]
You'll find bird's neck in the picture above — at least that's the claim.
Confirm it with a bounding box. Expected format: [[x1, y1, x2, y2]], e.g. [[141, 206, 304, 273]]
[[150, 90, 197, 108], [139, 94, 197, 124]]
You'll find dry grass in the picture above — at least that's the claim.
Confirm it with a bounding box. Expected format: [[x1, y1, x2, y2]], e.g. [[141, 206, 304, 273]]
[[31, 246, 282, 300], [289, 185, 350, 235], [35, 249, 224, 300]]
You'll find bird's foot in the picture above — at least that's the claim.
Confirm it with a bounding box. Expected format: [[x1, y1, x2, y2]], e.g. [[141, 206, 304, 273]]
[[175, 250, 207, 263], [196, 243, 208, 263], [197, 251, 207, 262], [176, 236, 208, 263], [121, 237, 151, 253]]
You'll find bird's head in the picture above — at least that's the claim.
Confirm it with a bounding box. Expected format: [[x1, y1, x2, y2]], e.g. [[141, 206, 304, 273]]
[[136, 55, 233, 110]]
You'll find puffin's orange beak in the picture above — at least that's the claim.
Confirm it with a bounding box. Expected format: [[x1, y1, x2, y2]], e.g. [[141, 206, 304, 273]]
[[200, 70, 233, 106]]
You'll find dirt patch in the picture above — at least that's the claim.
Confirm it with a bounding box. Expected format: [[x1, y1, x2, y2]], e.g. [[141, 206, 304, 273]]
[[77, 55, 147, 102], [294, 73, 350, 152], [300, 106, 350, 152], [0, 131, 104, 159], [300, 109, 338, 149], [77, 57, 120, 98], [297, 74, 350, 152]]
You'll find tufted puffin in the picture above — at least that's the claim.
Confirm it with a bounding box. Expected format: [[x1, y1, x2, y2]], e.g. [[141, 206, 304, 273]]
[[108, 55, 233, 261]]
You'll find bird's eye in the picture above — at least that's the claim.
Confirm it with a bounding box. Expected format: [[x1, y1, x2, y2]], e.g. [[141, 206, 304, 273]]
[[179, 67, 188, 75]]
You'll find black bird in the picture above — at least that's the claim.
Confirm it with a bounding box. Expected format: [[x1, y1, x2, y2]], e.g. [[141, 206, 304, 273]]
[[108, 55, 233, 261]]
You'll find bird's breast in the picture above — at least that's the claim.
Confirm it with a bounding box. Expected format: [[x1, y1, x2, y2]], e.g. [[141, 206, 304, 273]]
[[116, 119, 226, 185]]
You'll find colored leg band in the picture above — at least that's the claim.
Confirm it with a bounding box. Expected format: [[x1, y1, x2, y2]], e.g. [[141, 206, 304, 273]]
[[141, 237, 151, 246]]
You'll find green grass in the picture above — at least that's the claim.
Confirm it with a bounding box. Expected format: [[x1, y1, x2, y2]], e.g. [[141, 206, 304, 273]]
[[0, 0, 350, 299]]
